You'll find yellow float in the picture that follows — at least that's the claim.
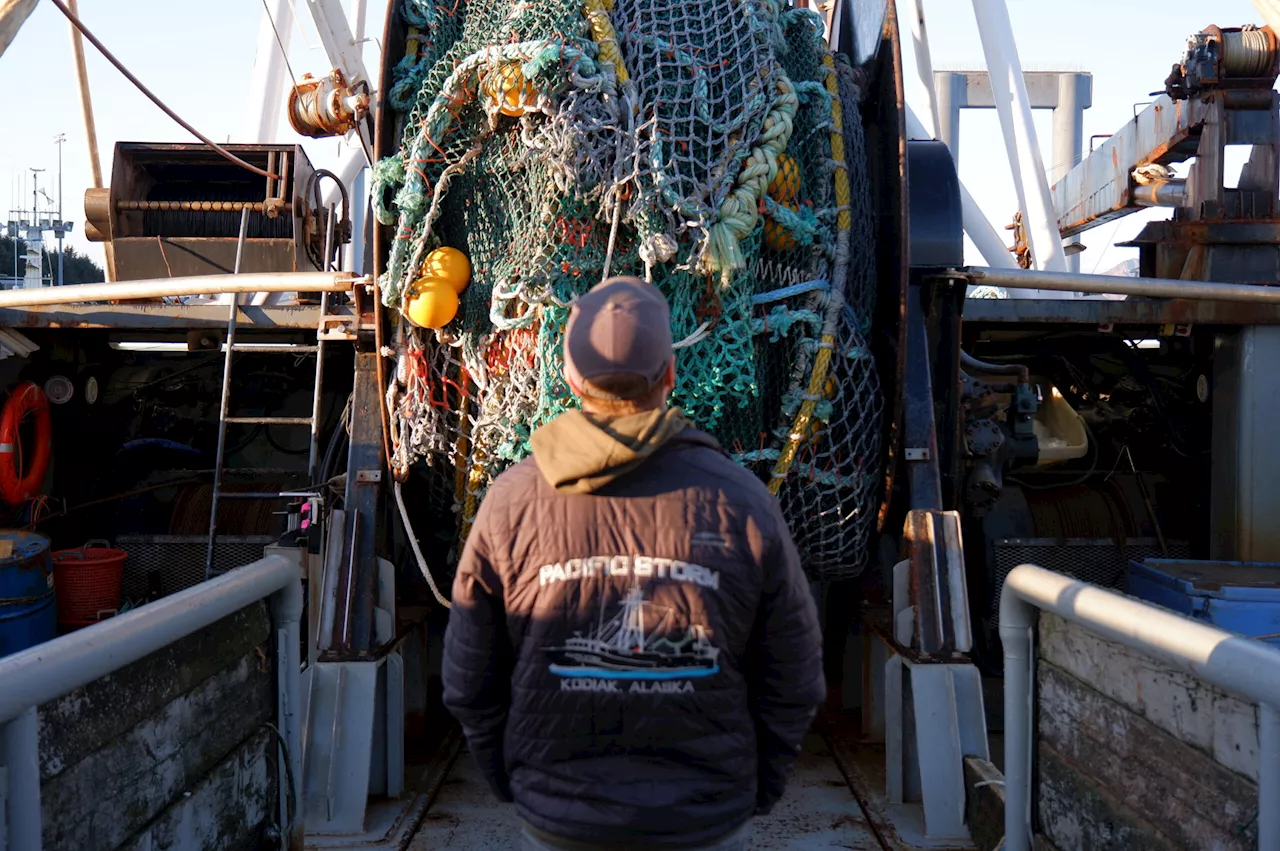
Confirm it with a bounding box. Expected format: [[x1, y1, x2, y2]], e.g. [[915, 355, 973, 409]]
[[481, 62, 538, 117], [421, 246, 472, 293], [404, 278, 460, 329]]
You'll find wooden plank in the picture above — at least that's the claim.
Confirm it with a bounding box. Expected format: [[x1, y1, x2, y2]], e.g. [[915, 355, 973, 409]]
[[1038, 742, 1172, 851], [116, 727, 276, 851], [40, 648, 273, 851], [1037, 660, 1258, 851], [1038, 612, 1260, 781], [38, 604, 271, 780], [962, 758, 1003, 851]]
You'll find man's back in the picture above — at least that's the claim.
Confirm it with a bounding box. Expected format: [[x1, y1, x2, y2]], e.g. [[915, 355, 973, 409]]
[[443, 420, 825, 849]]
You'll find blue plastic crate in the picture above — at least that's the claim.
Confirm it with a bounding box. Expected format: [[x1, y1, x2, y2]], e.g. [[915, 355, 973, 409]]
[[1126, 559, 1280, 645]]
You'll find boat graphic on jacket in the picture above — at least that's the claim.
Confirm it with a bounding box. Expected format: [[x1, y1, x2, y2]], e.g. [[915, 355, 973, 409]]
[[545, 586, 720, 680]]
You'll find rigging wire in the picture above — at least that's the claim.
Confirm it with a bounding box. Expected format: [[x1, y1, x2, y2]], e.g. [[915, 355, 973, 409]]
[[261, 0, 301, 89], [48, 0, 280, 180]]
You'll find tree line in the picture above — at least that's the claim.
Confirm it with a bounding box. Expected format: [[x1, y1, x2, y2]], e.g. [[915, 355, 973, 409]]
[[0, 235, 105, 285]]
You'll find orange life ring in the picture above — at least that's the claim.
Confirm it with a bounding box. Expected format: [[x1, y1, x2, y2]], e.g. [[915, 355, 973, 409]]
[[0, 382, 52, 505]]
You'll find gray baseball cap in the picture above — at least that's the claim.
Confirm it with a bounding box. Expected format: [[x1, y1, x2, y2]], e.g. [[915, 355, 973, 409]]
[[563, 276, 674, 400]]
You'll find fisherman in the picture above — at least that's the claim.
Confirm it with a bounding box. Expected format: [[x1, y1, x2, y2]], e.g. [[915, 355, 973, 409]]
[[442, 276, 825, 851]]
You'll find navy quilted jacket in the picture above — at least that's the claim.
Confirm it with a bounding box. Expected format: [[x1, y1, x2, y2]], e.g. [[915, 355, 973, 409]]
[[441, 428, 825, 847]]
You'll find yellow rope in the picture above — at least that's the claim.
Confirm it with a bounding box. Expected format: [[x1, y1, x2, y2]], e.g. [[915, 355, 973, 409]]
[[768, 53, 849, 496], [583, 0, 629, 84], [459, 460, 486, 541], [824, 53, 851, 234]]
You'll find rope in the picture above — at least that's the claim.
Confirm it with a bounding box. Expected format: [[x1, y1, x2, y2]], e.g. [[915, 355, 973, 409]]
[[583, 0, 629, 84], [394, 480, 451, 608], [704, 74, 799, 284], [752, 279, 829, 304], [769, 52, 850, 495]]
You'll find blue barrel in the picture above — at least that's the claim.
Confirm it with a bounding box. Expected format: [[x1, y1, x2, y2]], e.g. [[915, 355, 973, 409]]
[[0, 531, 55, 658]]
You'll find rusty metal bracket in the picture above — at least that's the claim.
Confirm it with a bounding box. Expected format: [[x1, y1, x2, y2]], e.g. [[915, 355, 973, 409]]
[[318, 314, 359, 342], [903, 509, 969, 656]]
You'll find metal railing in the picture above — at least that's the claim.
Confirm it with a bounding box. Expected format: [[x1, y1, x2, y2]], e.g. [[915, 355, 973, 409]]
[[0, 555, 303, 851], [1000, 563, 1280, 851]]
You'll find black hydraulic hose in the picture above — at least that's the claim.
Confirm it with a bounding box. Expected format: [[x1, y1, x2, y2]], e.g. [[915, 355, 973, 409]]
[[960, 350, 1029, 383]]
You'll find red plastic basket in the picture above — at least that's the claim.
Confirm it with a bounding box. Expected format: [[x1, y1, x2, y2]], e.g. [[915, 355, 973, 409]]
[[58, 608, 119, 633], [53, 540, 126, 624]]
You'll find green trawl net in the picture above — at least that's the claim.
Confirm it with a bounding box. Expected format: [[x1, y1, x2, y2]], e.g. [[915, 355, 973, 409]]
[[375, 0, 882, 580]]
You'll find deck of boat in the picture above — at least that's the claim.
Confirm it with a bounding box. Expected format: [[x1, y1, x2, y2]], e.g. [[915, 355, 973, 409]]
[[407, 733, 885, 850]]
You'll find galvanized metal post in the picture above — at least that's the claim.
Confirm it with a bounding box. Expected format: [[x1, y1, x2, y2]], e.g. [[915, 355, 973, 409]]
[[933, 71, 964, 167], [998, 588, 1034, 851], [2, 708, 41, 851], [971, 0, 1067, 273], [1051, 73, 1090, 272], [270, 579, 305, 851], [1260, 703, 1280, 849], [338, 351, 384, 656]]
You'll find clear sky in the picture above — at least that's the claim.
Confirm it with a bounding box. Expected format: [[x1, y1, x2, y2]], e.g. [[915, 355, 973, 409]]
[[898, 0, 1264, 272], [0, 0, 1266, 272]]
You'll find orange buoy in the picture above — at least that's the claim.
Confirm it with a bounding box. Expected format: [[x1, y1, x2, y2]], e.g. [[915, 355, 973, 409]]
[[0, 382, 51, 505]]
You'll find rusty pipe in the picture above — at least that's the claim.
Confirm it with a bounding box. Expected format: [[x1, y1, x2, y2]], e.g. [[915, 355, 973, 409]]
[[0, 272, 361, 309], [1132, 178, 1187, 208], [957, 266, 1280, 303]]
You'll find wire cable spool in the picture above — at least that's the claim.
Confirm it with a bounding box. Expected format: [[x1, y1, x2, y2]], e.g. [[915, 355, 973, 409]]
[[1221, 25, 1277, 78], [1021, 480, 1143, 542], [169, 484, 280, 536]]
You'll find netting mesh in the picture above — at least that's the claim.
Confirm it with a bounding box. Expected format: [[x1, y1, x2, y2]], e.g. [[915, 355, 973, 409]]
[[376, 0, 882, 579]]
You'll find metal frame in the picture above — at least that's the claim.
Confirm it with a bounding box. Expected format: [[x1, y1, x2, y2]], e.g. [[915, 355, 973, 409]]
[[0, 303, 346, 330], [934, 68, 1090, 270], [962, 297, 1280, 326], [0, 272, 357, 309], [1051, 94, 1208, 236], [1000, 563, 1280, 851], [0, 555, 304, 851], [953, 265, 1280, 304], [873, 139, 988, 841]]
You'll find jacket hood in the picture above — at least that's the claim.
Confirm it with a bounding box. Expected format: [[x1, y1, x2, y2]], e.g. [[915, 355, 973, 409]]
[[530, 406, 694, 493]]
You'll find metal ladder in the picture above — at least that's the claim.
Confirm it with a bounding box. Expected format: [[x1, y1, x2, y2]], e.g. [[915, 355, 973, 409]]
[[204, 207, 330, 579]]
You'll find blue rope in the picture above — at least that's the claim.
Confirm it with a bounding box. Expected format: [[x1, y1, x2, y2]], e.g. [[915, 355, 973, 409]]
[[751, 279, 829, 304]]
